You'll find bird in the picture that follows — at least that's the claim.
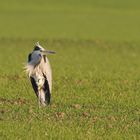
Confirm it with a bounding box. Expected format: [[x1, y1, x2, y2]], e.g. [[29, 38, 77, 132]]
[[25, 42, 55, 106]]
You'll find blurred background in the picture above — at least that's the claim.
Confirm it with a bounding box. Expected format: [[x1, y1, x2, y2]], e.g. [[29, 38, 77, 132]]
[[0, 0, 140, 41]]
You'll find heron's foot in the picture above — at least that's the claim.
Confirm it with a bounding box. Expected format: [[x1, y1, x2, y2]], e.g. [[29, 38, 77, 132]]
[[39, 99, 47, 107]]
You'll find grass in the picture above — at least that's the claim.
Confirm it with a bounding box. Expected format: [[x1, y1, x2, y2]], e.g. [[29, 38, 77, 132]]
[[0, 39, 140, 139], [0, 0, 140, 139]]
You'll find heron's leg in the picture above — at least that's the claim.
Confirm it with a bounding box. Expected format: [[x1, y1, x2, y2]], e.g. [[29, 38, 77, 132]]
[[40, 90, 46, 106]]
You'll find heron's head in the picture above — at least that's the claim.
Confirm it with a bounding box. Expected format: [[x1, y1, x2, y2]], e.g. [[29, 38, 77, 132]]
[[34, 42, 55, 55], [34, 42, 45, 51]]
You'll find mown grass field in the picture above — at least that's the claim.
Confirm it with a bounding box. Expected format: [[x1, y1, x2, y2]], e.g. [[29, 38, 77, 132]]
[[0, 0, 140, 139]]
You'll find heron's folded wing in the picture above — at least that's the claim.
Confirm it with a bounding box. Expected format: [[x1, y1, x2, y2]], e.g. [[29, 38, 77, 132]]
[[43, 74, 51, 104], [30, 77, 38, 97]]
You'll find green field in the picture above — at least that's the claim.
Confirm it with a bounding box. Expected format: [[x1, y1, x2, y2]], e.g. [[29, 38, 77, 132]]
[[0, 0, 140, 139]]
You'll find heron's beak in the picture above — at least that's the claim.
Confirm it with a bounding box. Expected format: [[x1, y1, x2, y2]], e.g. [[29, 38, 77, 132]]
[[41, 50, 56, 54]]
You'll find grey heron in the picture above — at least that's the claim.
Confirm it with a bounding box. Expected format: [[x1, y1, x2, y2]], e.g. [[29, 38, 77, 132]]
[[25, 42, 55, 106]]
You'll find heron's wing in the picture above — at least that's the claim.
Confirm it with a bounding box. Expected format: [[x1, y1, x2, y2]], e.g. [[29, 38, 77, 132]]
[[30, 77, 38, 97], [42, 56, 52, 92], [43, 74, 51, 104]]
